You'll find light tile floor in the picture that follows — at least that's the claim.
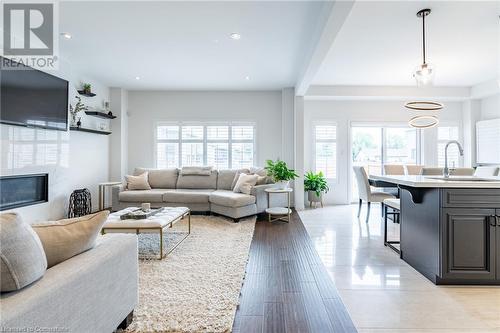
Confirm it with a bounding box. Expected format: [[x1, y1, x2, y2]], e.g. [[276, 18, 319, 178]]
[[299, 204, 500, 333]]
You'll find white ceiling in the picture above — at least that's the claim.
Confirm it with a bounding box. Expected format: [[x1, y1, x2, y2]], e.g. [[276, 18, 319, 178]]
[[59, 1, 326, 90], [312, 1, 500, 87]]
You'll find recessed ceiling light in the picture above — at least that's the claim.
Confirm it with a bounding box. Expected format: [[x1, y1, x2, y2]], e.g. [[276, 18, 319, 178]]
[[230, 33, 241, 40], [61, 32, 72, 39], [245, 76, 250, 81], [135, 76, 140, 80]]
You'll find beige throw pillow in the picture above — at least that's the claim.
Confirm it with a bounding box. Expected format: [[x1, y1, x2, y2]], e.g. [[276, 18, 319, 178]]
[[32, 211, 109, 268], [233, 173, 258, 195], [0, 213, 47, 292], [126, 172, 151, 190]]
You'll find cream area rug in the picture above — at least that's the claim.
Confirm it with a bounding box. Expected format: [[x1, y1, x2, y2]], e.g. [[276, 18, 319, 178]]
[[121, 214, 256, 333]]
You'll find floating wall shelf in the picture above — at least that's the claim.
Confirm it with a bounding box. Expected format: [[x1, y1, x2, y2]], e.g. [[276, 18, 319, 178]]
[[85, 111, 116, 119], [70, 126, 111, 135], [77, 90, 96, 97]]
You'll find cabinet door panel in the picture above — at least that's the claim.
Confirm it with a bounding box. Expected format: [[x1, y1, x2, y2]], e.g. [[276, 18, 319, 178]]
[[441, 209, 496, 280]]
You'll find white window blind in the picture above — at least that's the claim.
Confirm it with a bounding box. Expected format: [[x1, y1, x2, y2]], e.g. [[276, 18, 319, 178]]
[[156, 123, 255, 169], [314, 125, 337, 179]]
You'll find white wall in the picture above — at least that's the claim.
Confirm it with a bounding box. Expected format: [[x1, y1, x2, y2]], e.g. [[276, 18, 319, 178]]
[[0, 58, 111, 222], [480, 94, 500, 120], [302, 99, 465, 205], [126, 91, 283, 172]]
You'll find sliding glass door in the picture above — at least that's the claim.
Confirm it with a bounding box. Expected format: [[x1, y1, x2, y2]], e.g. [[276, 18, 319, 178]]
[[351, 125, 420, 201]]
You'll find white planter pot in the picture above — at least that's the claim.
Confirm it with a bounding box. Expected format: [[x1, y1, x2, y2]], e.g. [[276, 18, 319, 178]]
[[275, 180, 290, 190], [307, 191, 322, 203]]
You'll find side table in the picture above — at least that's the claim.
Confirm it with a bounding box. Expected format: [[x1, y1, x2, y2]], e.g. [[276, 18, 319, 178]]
[[265, 188, 293, 223], [98, 181, 122, 211]]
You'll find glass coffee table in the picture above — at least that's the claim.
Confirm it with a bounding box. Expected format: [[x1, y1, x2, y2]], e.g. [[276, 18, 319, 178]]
[[265, 188, 293, 223]]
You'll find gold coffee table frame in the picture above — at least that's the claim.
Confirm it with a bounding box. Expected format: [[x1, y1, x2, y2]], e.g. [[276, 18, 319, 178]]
[[102, 209, 191, 260]]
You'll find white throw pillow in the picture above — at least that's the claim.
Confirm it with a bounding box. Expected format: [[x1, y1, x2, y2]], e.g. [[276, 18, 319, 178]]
[[126, 172, 151, 190], [233, 173, 258, 195], [0, 213, 47, 292]]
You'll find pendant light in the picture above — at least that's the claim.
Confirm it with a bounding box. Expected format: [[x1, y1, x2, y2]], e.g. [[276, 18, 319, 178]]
[[406, 8, 443, 128], [413, 9, 434, 86]]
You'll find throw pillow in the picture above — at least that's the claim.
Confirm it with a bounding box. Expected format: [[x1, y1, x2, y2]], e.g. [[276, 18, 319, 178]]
[[233, 173, 258, 195], [180, 166, 213, 176], [256, 176, 267, 185], [32, 211, 109, 268], [0, 213, 47, 292], [126, 172, 151, 190]]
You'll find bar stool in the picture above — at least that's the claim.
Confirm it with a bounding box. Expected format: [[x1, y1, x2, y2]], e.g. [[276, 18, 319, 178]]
[[383, 198, 400, 255]]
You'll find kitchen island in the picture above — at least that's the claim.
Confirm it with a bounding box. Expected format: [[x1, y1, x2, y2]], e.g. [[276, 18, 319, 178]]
[[370, 175, 500, 285]]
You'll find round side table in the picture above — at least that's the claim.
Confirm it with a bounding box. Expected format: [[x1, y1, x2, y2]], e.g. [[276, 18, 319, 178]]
[[98, 181, 122, 211], [265, 188, 293, 223]]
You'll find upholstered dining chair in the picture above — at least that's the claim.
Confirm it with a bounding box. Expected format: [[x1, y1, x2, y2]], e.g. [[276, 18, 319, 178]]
[[450, 168, 475, 176], [383, 164, 405, 175], [474, 166, 500, 177], [420, 167, 444, 176], [405, 165, 424, 175], [353, 166, 395, 223]]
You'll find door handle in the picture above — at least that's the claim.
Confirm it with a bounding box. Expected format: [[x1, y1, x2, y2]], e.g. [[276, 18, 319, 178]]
[[488, 215, 497, 227]]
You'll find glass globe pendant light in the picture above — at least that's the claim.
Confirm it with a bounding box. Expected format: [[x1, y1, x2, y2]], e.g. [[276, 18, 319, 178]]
[[413, 9, 434, 86]]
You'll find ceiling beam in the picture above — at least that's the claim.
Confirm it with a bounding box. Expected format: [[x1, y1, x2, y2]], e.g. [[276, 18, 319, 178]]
[[294, 0, 354, 97], [305, 85, 472, 101]]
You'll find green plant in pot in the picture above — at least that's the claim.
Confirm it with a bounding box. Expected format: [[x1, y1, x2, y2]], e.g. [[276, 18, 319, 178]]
[[265, 159, 298, 189], [304, 171, 329, 208], [83, 83, 92, 95]]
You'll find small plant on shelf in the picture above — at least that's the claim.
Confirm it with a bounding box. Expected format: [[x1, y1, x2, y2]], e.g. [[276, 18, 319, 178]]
[[265, 159, 298, 189], [82, 83, 92, 94], [304, 171, 329, 208], [69, 96, 88, 126]]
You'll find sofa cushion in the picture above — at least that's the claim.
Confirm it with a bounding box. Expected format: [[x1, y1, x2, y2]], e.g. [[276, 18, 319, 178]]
[[32, 211, 109, 268], [217, 169, 249, 190], [180, 166, 212, 176], [119, 189, 170, 202], [233, 173, 258, 194], [0, 213, 47, 292], [210, 190, 256, 208], [125, 172, 151, 190], [163, 189, 214, 203], [134, 168, 178, 189], [176, 170, 218, 189]]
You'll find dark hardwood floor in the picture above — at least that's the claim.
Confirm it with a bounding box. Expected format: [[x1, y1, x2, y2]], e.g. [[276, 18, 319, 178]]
[[233, 211, 357, 333]]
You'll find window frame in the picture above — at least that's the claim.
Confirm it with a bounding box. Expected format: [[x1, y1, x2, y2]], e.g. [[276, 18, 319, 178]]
[[155, 121, 256, 169], [436, 122, 462, 168], [312, 121, 338, 180]]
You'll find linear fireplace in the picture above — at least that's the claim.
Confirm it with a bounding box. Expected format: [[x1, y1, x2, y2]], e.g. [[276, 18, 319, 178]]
[[0, 174, 49, 211]]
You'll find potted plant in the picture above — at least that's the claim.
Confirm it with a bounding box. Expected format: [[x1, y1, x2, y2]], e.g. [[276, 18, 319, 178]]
[[83, 83, 92, 95], [304, 171, 329, 208], [69, 96, 88, 126], [265, 159, 298, 189]]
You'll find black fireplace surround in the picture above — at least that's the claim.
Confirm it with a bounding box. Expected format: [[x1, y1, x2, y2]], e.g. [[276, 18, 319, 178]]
[[0, 174, 48, 211]]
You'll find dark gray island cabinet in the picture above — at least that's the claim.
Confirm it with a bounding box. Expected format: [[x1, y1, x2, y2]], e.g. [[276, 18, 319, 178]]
[[401, 187, 500, 285], [371, 175, 500, 285]]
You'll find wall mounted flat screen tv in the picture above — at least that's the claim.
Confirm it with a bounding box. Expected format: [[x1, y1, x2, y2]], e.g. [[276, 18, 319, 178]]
[[1, 56, 69, 131]]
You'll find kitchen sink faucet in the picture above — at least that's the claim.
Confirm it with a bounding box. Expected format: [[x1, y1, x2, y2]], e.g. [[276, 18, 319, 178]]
[[443, 140, 464, 178]]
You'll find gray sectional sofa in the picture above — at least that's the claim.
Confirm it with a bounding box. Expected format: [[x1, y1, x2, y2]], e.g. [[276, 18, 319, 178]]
[[112, 168, 279, 221]]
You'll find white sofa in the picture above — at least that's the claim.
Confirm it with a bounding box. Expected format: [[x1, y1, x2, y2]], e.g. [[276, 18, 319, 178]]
[[112, 168, 280, 221], [0, 234, 138, 332]]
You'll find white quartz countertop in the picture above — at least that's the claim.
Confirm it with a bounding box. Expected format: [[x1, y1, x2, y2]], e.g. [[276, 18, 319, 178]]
[[369, 175, 500, 188]]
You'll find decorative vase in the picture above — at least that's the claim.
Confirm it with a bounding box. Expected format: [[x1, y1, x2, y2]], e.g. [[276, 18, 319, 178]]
[[275, 180, 290, 190], [76, 118, 82, 128]]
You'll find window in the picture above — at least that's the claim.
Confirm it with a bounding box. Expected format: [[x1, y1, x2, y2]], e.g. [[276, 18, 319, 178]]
[[314, 125, 337, 179], [156, 123, 255, 169], [437, 126, 460, 167], [351, 125, 421, 201]]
